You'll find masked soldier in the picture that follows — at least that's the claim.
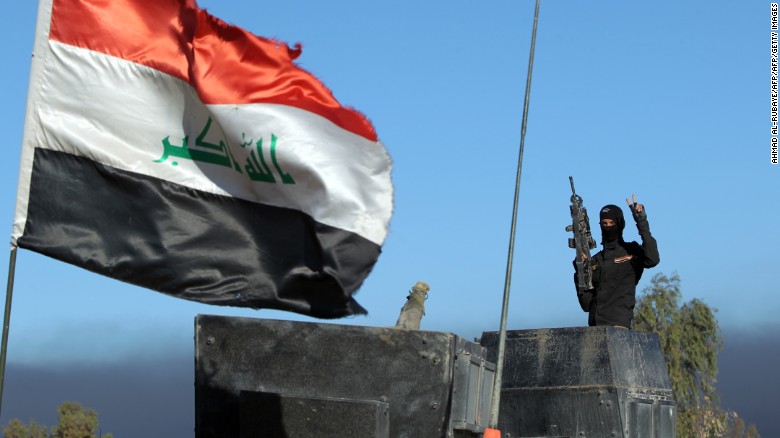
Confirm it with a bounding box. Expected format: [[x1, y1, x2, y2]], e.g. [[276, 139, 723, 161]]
[[575, 195, 660, 328]]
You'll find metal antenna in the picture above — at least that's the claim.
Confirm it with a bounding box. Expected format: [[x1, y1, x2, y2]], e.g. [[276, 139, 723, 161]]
[[489, 0, 541, 428]]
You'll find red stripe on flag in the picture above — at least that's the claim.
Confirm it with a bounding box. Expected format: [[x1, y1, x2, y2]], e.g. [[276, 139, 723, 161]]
[[49, 0, 377, 142]]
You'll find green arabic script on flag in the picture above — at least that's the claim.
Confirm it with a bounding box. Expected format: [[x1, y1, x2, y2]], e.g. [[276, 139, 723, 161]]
[[155, 116, 296, 185]]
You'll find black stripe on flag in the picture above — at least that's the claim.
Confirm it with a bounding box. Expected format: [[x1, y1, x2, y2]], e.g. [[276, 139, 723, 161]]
[[17, 148, 378, 318]]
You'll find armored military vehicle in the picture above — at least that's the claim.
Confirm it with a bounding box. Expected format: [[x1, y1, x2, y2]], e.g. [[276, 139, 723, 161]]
[[194, 314, 675, 437]]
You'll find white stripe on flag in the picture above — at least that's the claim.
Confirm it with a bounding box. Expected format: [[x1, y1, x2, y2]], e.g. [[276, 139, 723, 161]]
[[15, 41, 392, 245]]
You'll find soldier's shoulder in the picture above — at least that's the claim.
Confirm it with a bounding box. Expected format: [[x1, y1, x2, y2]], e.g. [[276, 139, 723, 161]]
[[624, 240, 642, 253]]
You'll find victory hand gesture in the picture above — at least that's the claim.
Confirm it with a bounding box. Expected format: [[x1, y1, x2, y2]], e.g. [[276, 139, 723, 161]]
[[626, 194, 647, 222]]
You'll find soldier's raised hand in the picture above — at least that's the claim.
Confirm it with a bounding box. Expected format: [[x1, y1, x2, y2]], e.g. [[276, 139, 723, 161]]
[[626, 194, 647, 222]]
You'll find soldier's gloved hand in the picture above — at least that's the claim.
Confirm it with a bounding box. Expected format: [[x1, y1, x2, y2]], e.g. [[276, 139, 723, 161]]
[[626, 194, 647, 222]]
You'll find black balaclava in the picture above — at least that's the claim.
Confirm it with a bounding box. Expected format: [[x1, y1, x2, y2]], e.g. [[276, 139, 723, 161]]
[[599, 204, 625, 245]]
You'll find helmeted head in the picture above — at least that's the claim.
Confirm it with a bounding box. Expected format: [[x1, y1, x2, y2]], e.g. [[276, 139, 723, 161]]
[[599, 204, 624, 243]]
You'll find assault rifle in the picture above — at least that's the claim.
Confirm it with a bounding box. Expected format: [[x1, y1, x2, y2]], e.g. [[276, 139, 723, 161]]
[[566, 176, 596, 294]]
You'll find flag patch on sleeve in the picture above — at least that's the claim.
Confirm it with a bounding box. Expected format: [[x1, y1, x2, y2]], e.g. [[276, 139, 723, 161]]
[[614, 255, 633, 264]]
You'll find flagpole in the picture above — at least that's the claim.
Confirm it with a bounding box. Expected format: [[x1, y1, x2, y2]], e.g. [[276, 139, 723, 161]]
[[0, 247, 18, 415], [1, 0, 54, 416], [488, 0, 541, 429]]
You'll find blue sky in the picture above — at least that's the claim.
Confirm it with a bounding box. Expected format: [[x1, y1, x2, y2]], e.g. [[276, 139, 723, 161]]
[[1, 0, 776, 436]]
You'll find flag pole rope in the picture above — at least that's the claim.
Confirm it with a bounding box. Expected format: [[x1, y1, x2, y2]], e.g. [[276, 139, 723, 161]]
[[489, 0, 541, 429], [0, 246, 18, 416]]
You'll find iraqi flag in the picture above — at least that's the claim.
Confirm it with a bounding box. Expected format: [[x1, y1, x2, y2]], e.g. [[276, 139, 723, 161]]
[[12, 0, 393, 318]]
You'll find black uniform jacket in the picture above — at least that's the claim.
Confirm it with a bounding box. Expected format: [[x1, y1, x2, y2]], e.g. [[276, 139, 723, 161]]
[[574, 218, 660, 328]]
